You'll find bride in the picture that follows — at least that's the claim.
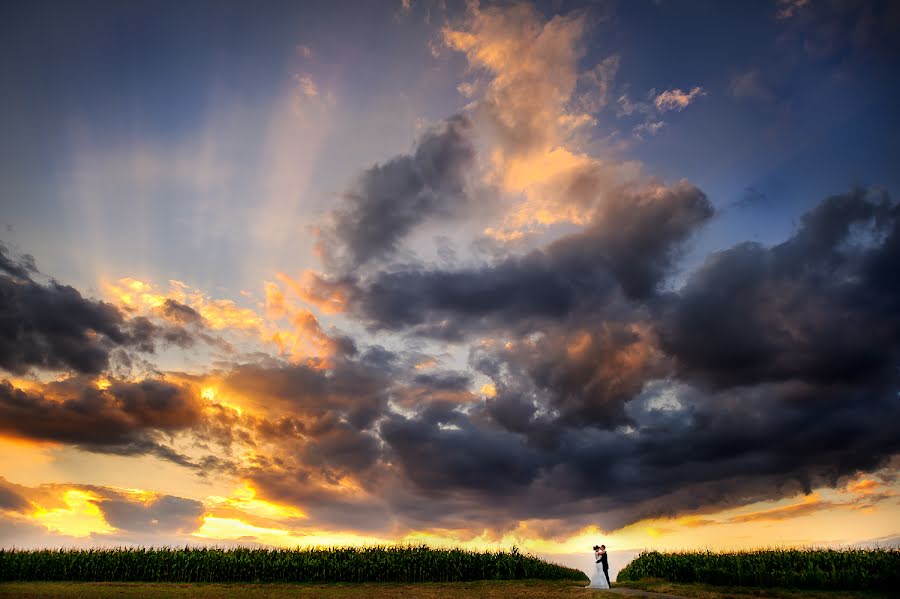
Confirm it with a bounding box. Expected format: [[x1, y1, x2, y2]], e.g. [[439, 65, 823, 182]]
[[586, 545, 610, 589]]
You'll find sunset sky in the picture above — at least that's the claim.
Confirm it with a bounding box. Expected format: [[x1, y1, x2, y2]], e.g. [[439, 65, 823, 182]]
[[1, 0, 899, 578]]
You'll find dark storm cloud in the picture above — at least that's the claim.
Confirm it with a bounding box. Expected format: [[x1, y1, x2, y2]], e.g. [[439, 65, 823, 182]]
[[348, 181, 712, 338], [473, 319, 668, 432], [160, 298, 203, 325], [380, 412, 546, 497], [659, 188, 900, 389], [237, 187, 896, 534], [779, 0, 900, 64], [5, 188, 897, 535], [370, 372, 900, 532], [190, 355, 401, 527], [299, 421, 382, 475], [0, 245, 198, 375], [411, 371, 472, 392], [0, 378, 202, 455], [94, 493, 204, 534], [0, 276, 131, 375], [348, 188, 899, 531], [0, 242, 37, 280], [197, 354, 498, 532], [222, 355, 394, 430], [324, 114, 476, 270], [0, 477, 30, 513]]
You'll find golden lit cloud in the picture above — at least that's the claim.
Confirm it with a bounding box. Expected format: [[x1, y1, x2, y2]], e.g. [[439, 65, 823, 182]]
[[206, 482, 306, 521], [104, 277, 265, 333], [276, 270, 348, 315], [444, 3, 642, 240], [262, 280, 346, 367], [102, 275, 347, 366], [193, 516, 291, 541], [727, 493, 825, 524], [847, 478, 880, 496], [31, 489, 114, 537], [414, 357, 439, 370]]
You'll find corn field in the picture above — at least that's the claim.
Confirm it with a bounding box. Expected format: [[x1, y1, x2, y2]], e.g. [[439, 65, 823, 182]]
[[617, 547, 900, 590], [0, 545, 587, 583]]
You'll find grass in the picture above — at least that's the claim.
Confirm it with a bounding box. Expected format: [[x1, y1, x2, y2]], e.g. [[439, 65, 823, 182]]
[[616, 548, 899, 591], [0, 580, 598, 599], [615, 579, 900, 598], [2, 580, 899, 598]]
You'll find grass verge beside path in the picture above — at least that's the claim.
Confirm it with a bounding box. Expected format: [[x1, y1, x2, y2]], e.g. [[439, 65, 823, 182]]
[[616, 579, 900, 599], [5, 580, 898, 599], [0, 580, 596, 599]]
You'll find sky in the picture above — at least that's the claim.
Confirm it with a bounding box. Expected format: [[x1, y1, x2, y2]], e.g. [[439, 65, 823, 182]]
[[1, 0, 899, 580]]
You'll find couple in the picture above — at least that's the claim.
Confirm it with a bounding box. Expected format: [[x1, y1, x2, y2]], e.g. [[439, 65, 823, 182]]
[[586, 544, 610, 589]]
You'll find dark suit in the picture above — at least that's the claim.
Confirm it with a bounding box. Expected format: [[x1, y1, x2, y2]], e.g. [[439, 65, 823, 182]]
[[599, 551, 610, 585]]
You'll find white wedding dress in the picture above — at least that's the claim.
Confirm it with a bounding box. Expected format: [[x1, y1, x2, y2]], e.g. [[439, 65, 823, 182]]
[[586, 551, 610, 589]]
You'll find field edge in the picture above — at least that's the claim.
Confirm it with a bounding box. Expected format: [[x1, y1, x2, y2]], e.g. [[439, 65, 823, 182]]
[[615, 579, 899, 599]]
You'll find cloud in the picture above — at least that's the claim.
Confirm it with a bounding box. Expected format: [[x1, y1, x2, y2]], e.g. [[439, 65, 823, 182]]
[[0, 249, 196, 376], [654, 86, 706, 112], [293, 74, 319, 99], [0, 480, 208, 544], [728, 70, 776, 103], [263, 278, 357, 367], [632, 120, 665, 139], [777, 0, 900, 63], [0, 477, 30, 513], [658, 188, 900, 389], [161, 299, 203, 326], [576, 55, 620, 114], [616, 92, 653, 118], [289, 188, 899, 532], [104, 276, 352, 364], [726, 493, 826, 523], [0, 242, 37, 280], [0, 378, 202, 462], [94, 493, 204, 535], [620, 85, 705, 140], [3, 185, 899, 538], [321, 115, 476, 271], [721, 482, 897, 524], [347, 181, 713, 338], [219, 353, 392, 429], [439, 2, 640, 239], [776, 0, 810, 21], [443, 3, 589, 156]]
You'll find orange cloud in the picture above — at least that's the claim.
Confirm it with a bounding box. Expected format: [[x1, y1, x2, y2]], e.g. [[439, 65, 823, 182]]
[[846, 478, 880, 496], [443, 3, 641, 239], [104, 277, 264, 333], [103, 276, 347, 365], [727, 494, 825, 523], [276, 270, 348, 315], [414, 357, 439, 371], [655, 86, 706, 112], [262, 278, 349, 368], [442, 3, 588, 153], [30, 489, 115, 537], [206, 481, 306, 523]]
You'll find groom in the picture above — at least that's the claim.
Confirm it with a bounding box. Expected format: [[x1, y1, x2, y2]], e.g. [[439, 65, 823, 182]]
[[597, 544, 610, 586]]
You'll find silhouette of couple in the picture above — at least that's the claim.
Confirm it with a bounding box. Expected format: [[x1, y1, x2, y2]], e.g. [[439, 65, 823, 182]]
[[586, 544, 610, 589]]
